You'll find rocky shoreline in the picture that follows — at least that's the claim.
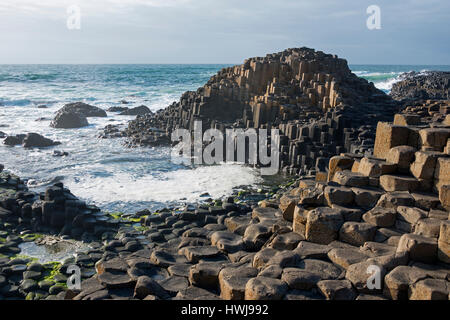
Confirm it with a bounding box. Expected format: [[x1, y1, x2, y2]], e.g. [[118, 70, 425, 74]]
[[1, 104, 449, 300], [0, 48, 449, 301]]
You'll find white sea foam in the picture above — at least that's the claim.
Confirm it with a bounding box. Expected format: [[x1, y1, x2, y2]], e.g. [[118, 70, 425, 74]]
[[66, 163, 262, 208]]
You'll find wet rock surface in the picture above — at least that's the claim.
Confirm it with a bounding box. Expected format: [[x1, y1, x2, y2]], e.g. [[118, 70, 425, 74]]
[[390, 71, 450, 101]]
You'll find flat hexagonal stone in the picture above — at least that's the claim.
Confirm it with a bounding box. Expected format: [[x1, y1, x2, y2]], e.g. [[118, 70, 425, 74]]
[[268, 232, 304, 250], [179, 246, 221, 263], [98, 271, 136, 289], [95, 257, 128, 275], [244, 276, 288, 300], [225, 216, 252, 235], [252, 248, 278, 269], [383, 265, 428, 300], [218, 266, 258, 300], [284, 289, 324, 300], [362, 207, 397, 227], [252, 207, 281, 221], [409, 278, 449, 300], [73, 277, 106, 300], [258, 265, 283, 279], [294, 241, 330, 260], [297, 259, 342, 279], [134, 276, 170, 299], [150, 249, 188, 267], [175, 286, 221, 300], [327, 248, 370, 270], [281, 268, 320, 290], [157, 276, 189, 296], [317, 280, 356, 300], [189, 262, 227, 290], [182, 228, 210, 239], [210, 231, 243, 253], [127, 265, 169, 282], [243, 223, 272, 251], [168, 264, 192, 278], [266, 250, 301, 269], [339, 222, 377, 246]]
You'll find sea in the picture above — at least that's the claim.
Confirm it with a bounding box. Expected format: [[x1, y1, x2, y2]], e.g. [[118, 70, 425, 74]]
[[1, 64, 449, 213]]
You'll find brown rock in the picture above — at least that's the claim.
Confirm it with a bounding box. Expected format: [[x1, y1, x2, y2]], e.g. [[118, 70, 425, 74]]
[[328, 156, 354, 181], [358, 157, 397, 178], [362, 207, 397, 227], [317, 279, 356, 300], [210, 231, 244, 253], [396, 206, 427, 233], [380, 174, 419, 192], [278, 194, 298, 221], [374, 122, 411, 159], [414, 218, 442, 238], [419, 127, 450, 151], [386, 146, 416, 173], [434, 157, 450, 194], [438, 185, 450, 210], [292, 205, 309, 237], [351, 187, 383, 208], [252, 248, 278, 269], [339, 222, 377, 246], [383, 266, 427, 300], [243, 223, 272, 251], [396, 234, 438, 263], [408, 278, 449, 300], [410, 151, 441, 180], [244, 277, 288, 300], [294, 241, 330, 260], [268, 232, 304, 250], [219, 266, 258, 300], [393, 114, 420, 126], [305, 207, 344, 244], [376, 191, 415, 209], [327, 248, 369, 270], [332, 171, 369, 187], [189, 262, 226, 289], [438, 220, 450, 263], [324, 185, 354, 206]]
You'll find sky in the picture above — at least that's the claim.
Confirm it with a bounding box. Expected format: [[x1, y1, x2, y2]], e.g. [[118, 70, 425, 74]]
[[0, 0, 449, 64]]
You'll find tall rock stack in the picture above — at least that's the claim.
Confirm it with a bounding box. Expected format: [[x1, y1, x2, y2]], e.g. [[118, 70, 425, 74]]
[[125, 47, 400, 174]]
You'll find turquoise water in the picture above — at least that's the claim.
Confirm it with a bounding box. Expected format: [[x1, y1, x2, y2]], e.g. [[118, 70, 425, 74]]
[[0, 64, 449, 213], [350, 64, 450, 92]]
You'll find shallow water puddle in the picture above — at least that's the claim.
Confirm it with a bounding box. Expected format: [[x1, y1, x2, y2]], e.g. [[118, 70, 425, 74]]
[[18, 236, 91, 264]]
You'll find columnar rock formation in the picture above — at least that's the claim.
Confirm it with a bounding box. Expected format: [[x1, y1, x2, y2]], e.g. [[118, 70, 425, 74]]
[[124, 48, 399, 174], [0, 173, 119, 240], [390, 71, 450, 101], [68, 106, 448, 301], [1, 103, 449, 300]]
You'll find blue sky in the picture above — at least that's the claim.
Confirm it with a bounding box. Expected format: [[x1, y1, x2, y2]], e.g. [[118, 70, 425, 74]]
[[0, 0, 449, 64]]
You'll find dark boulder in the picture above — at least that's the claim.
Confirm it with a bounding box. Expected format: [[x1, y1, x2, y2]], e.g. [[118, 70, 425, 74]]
[[50, 112, 89, 129], [119, 105, 152, 116], [3, 134, 26, 146], [57, 102, 107, 118], [22, 133, 61, 148], [107, 106, 129, 112]]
